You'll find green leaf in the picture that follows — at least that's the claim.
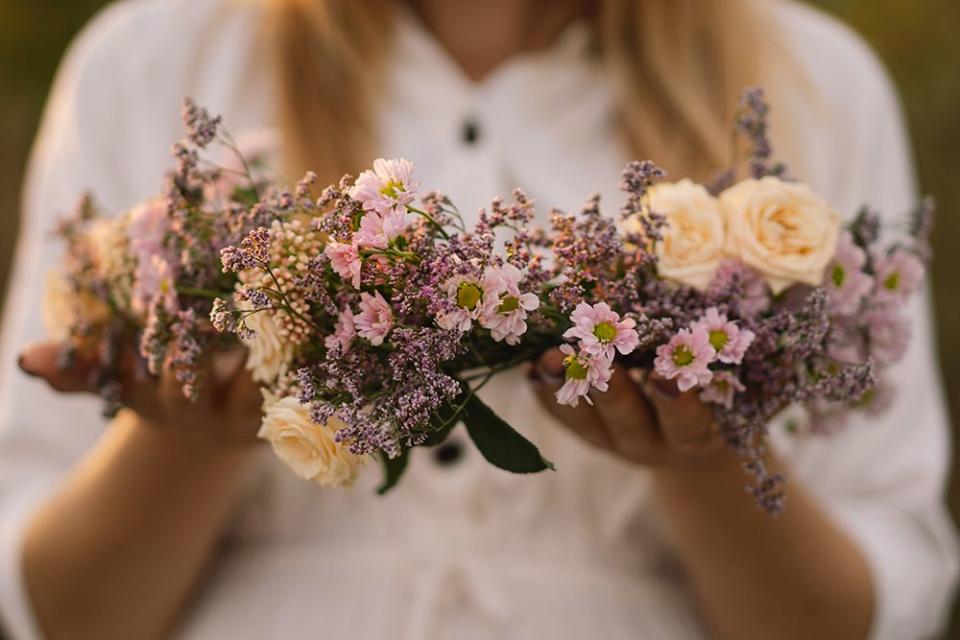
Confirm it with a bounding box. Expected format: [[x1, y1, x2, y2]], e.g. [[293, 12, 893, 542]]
[[461, 395, 555, 474], [376, 448, 410, 495]]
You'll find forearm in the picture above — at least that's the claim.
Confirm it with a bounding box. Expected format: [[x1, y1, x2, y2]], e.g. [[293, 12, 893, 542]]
[[651, 451, 873, 640], [23, 410, 256, 640]]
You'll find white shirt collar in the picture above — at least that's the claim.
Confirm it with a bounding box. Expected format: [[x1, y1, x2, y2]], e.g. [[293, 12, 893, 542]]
[[383, 9, 626, 222]]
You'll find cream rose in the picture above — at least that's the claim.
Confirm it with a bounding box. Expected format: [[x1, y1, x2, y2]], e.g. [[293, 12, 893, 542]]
[[242, 309, 294, 383], [636, 179, 725, 290], [259, 391, 368, 487], [721, 177, 841, 294]]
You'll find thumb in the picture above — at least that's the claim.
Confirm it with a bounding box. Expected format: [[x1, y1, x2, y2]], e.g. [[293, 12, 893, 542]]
[[643, 374, 719, 452]]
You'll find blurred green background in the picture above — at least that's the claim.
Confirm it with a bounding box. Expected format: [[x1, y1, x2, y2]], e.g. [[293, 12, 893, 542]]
[[1, 0, 958, 635]]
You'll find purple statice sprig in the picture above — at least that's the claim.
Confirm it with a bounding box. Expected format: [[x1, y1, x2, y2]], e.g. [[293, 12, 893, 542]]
[[734, 87, 788, 180]]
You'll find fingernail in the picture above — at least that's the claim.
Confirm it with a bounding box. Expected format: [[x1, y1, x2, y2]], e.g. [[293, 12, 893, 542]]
[[538, 362, 563, 385], [651, 376, 680, 398]]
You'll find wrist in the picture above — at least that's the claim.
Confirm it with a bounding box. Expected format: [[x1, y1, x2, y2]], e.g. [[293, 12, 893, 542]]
[[118, 410, 259, 466], [650, 447, 779, 501]]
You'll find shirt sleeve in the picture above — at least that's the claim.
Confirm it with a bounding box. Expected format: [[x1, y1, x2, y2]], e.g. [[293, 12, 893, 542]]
[[771, 6, 960, 638], [0, 5, 146, 638]]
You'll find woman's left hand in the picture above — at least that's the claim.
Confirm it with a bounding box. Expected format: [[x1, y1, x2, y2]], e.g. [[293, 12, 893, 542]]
[[527, 348, 724, 466]]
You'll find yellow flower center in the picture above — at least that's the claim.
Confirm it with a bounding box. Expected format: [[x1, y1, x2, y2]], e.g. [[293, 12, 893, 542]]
[[673, 345, 695, 367], [498, 295, 520, 314], [456, 282, 483, 310], [708, 329, 729, 352], [593, 321, 617, 343], [379, 180, 404, 199], [884, 271, 900, 290], [563, 355, 589, 380], [831, 265, 846, 287]]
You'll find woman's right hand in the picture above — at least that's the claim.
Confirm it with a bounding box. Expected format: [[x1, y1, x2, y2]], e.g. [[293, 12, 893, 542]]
[[18, 340, 264, 448]]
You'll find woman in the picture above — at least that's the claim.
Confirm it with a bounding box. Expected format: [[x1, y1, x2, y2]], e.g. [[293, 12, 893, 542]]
[[0, 0, 956, 638]]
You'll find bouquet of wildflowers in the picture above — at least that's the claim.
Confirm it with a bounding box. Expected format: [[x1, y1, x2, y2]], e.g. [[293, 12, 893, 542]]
[[45, 91, 932, 513], [45, 100, 279, 413]]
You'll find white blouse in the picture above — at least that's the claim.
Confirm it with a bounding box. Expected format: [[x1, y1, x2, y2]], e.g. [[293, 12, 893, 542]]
[[0, 1, 956, 639]]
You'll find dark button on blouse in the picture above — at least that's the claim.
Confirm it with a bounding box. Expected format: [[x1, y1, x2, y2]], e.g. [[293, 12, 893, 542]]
[[432, 439, 464, 466], [461, 117, 481, 146]]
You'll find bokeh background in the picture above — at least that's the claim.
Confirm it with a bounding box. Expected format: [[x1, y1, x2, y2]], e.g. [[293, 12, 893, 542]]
[[1, 0, 958, 635]]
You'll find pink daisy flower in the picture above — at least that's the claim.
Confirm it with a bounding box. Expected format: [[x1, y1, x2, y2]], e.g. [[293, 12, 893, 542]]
[[479, 264, 539, 345], [437, 272, 503, 333], [354, 209, 413, 250], [349, 158, 419, 215], [865, 307, 910, 366], [355, 291, 393, 346], [827, 320, 867, 363], [654, 328, 715, 392], [324, 307, 356, 353], [707, 259, 770, 318], [563, 302, 640, 360], [554, 344, 613, 408], [325, 240, 362, 288], [824, 232, 873, 315], [873, 248, 924, 304], [690, 307, 755, 365], [699, 370, 746, 409]]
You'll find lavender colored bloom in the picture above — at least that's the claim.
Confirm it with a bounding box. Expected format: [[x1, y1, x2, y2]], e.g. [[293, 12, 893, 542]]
[[436, 270, 500, 333], [619, 160, 666, 221], [825, 232, 873, 316], [324, 307, 356, 353], [325, 240, 362, 288], [478, 263, 539, 345], [355, 291, 393, 346], [563, 302, 640, 361], [349, 158, 419, 215], [127, 199, 174, 314], [221, 227, 271, 272], [690, 307, 755, 365], [354, 209, 413, 249], [181, 98, 222, 148], [555, 344, 613, 407], [654, 327, 715, 392], [735, 87, 786, 179], [865, 307, 910, 366], [706, 259, 770, 318], [700, 370, 746, 409], [873, 248, 924, 303]]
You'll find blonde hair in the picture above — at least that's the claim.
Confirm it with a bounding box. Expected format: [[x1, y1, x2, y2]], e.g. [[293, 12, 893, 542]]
[[263, 0, 774, 183]]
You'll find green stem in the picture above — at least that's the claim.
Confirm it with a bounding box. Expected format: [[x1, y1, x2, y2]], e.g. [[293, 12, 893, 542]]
[[407, 205, 451, 240], [261, 264, 324, 333], [176, 286, 226, 299]]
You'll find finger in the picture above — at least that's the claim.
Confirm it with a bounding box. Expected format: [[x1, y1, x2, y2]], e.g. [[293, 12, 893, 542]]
[[643, 375, 720, 453], [589, 364, 660, 459], [18, 342, 97, 393], [527, 358, 614, 450], [209, 348, 248, 409], [224, 361, 263, 427], [536, 348, 566, 381]]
